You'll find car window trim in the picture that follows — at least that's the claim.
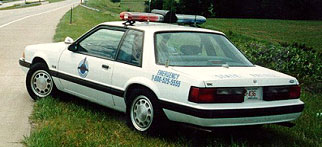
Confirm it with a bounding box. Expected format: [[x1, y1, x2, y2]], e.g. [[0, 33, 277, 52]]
[[153, 30, 254, 67], [71, 25, 128, 61], [114, 28, 145, 68]]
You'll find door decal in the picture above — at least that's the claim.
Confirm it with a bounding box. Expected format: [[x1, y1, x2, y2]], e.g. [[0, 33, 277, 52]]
[[78, 57, 89, 78]]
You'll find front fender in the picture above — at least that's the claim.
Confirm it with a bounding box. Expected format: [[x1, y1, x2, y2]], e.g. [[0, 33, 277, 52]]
[[25, 42, 67, 71], [31, 53, 49, 65]]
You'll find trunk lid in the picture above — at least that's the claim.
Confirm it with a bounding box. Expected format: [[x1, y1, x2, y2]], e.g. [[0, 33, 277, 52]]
[[171, 65, 298, 87]]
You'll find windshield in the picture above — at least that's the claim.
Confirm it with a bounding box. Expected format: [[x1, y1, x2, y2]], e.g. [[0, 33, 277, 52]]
[[155, 32, 253, 67]]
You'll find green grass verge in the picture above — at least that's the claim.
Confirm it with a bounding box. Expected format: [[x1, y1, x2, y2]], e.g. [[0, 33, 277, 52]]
[[54, 6, 119, 42], [54, 0, 146, 42], [0, 2, 40, 10], [119, 0, 146, 12], [47, 0, 64, 3], [0, 0, 64, 10], [203, 18, 322, 53], [24, 91, 322, 146], [26, 1, 322, 146], [1, 0, 21, 3]]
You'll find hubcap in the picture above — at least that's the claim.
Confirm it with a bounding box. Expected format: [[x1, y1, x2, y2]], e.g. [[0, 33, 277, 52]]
[[31, 70, 53, 98], [131, 95, 153, 131]]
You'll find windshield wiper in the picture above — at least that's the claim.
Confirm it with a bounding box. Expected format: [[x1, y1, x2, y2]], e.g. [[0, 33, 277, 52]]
[[165, 59, 170, 68]]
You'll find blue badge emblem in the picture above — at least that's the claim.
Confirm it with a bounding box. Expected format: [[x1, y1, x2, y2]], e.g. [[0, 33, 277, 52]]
[[78, 57, 89, 78]]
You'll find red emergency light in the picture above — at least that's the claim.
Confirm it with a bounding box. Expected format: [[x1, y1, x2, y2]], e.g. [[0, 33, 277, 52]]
[[120, 12, 164, 22], [120, 9, 206, 25]]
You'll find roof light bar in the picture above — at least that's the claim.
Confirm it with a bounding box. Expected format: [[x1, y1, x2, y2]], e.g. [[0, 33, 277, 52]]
[[120, 12, 164, 22], [120, 9, 207, 25], [151, 9, 177, 23], [176, 14, 206, 24]]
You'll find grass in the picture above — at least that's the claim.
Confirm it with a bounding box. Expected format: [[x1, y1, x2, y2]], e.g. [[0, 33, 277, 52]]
[[26, 0, 322, 146], [0, 2, 40, 10], [24, 92, 322, 146], [47, 0, 65, 3], [0, 0, 64, 10], [203, 18, 322, 52], [119, 0, 146, 12], [1, 0, 20, 2], [54, 6, 119, 42], [54, 0, 146, 42]]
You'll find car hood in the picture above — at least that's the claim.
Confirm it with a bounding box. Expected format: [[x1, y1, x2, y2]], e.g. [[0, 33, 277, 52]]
[[25, 42, 68, 64], [27, 42, 67, 52], [170, 65, 298, 87]]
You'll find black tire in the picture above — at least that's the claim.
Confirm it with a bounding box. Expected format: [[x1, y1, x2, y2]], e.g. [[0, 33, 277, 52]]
[[26, 62, 57, 100], [126, 89, 165, 134]]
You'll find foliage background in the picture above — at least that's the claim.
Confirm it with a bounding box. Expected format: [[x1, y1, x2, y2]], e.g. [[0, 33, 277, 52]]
[[149, 0, 322, 20]]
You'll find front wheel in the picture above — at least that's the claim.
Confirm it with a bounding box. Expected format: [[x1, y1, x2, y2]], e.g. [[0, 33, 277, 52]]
[[126, 89, 164, 133], [26, 63, 57, 100]]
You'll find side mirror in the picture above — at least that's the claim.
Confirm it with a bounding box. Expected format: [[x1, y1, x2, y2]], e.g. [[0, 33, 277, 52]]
[[64, 37, 74, 44], [68, 43, 77, 52]]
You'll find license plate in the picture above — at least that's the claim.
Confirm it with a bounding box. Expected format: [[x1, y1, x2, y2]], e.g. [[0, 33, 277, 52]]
[[244, 87, 262, 101]]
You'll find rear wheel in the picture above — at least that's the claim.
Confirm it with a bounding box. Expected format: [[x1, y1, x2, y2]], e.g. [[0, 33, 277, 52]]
[[26, 63, 57, 100], [130, 95, 154, 131], [126, 89, 164, 133]]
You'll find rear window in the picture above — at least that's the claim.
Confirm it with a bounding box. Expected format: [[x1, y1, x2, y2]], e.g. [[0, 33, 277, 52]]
[[155, 32, 253, 67]]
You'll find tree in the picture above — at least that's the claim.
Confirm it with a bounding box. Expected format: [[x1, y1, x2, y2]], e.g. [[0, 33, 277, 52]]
[[145, 0, 163, 12], [146, 0, 322, 20], [177, 0, 213, 16], [163, 0, 177, 12]]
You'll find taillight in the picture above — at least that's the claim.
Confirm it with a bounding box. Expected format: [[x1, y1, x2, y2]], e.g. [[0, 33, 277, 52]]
[[263, 85, 301, 101], [189, 87, 215, 103], [188, 87, 245, 103], [289, 85, 301, 99]]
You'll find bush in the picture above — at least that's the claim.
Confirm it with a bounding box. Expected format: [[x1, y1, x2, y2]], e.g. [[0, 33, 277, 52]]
[[228, 32, 322, 93]]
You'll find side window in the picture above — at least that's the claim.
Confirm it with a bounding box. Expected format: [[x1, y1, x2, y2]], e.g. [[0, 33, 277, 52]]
[[78, 28, 124, 59], [117, 30, 144, 66]]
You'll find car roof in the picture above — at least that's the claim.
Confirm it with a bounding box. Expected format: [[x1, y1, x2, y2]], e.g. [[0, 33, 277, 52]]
[[100, 21, 225, 35]]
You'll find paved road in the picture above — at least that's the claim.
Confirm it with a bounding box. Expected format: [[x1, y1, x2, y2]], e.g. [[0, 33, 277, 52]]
[[0, 0, 78, 146]]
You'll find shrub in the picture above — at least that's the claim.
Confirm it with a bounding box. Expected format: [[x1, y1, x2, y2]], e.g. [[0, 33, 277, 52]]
[[228, 32, 322, 93]]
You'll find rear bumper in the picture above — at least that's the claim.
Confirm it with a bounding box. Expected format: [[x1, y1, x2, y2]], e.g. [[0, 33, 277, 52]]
[[161, 100, 304, 127]]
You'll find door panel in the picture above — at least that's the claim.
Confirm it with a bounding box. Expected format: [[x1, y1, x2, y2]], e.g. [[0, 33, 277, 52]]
[[57, 26, 126, 108], [58, 50, 115, 107]]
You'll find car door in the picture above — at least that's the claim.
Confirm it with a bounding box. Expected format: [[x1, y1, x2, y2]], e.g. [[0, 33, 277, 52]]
[[111, 30, 144, 111], [58, 26, 126, 108]]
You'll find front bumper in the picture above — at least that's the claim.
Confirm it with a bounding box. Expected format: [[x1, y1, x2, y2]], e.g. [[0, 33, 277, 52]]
[[19, 58, 30, 72], [161, 100, 304, 127]]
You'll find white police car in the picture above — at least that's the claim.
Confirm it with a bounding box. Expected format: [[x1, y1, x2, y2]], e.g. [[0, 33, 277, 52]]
[[19, 10, 304, 133]]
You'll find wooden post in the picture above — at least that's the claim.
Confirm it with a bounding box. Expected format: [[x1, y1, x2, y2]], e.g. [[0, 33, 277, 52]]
[[70, 6, 73, 24]]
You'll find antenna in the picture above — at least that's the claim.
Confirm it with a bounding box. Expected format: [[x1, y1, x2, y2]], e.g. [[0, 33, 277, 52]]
[[170, 0, 175, 23], [194, 0, 199, 27], [148, 0, 151, 23], [165, 59, 169, 68], [194, 15, 197, 27], [149, 0, 151, 12]]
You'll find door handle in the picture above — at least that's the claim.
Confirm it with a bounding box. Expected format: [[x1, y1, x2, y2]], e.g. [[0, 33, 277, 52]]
[[102, 64, 109, 69]]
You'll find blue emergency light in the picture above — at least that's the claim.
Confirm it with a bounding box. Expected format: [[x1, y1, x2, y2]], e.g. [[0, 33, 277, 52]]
[[176, 14, 206, 24]]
